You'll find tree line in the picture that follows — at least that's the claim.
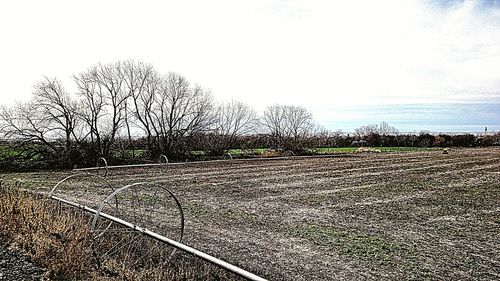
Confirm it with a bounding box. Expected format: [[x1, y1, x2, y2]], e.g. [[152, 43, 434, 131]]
[[0, 60, 319, 169], [1, 60, 498, 170]]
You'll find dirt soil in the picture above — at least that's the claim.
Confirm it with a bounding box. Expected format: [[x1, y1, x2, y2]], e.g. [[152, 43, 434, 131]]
[[2, 147, 499, 280], [0, 236, 47, 280]]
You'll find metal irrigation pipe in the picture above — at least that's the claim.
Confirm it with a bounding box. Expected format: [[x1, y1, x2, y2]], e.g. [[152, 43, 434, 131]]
[[74, 162, 168, 172], [73, 153, 349, 173], [73, 156, 287, 172], [49, 193, 267, 281]]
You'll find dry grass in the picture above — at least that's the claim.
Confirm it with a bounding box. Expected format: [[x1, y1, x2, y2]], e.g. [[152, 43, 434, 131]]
[[0, 184, 242, 281], [0, 183, 92, 279]]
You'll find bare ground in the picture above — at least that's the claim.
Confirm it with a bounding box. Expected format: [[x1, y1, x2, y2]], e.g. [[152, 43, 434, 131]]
[[0, 236, 47, 281], [2, 147, 499, 280]]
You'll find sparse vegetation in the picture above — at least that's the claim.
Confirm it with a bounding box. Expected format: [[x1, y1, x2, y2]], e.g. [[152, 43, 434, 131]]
[[294, 223, 406, 265]]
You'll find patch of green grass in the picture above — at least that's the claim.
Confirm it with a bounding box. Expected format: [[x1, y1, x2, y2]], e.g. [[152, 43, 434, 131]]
[[120, 149, 147, 158], [189, 147, 432, 157], [311, 147, 359, 153], [190, 150, 206, 156], [311, 147, 433, 154], [287, 182, 423, 207], [461, 186, 486, 198], [184, 202, 260, 224], [183, 202, 218, 217], [0, 144, 14, 157], [227, 148, 267, 156], [294, 224, 405, 264], [0, 144, 41, 161], [114, 192, 160, 204], [224, 208, 260, 222]]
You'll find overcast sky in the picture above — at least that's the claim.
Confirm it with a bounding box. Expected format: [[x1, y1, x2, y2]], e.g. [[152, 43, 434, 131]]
[[1, 0, 499, 132]]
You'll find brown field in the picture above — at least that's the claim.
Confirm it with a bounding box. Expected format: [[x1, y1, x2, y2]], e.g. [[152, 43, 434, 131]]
[[2, 147, 500, 280]]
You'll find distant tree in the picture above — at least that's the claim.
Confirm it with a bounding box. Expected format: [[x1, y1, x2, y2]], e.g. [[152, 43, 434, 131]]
[[354, 124, 378, 138], [309, 126, 330, 148], [365, 133, 381, 146], [0, 78, 79, 161], [355, 122, 398, 137], [450, 134, 475, 147], [377, 121, 399, 135], [262, 104, 315, 151], [205, 100, 257, 155], [435, 134, 452, 147], [418, 132, 434, 147]]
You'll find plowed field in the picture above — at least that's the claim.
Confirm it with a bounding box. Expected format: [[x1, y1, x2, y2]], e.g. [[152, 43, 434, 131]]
[[4, 147, 500, 280]]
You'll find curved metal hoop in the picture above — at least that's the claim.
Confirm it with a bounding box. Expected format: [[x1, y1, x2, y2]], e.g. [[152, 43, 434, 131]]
[[49, 173, 118, 234], [284, 150, 295, 158], [91, 182, 185, 263], [158, 154, 169, 173], [96, 157, 109, 177], [49, 173, 114, 198], [223, 152, 233, 160]]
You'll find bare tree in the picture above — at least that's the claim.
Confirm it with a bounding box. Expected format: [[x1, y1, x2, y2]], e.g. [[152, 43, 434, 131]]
[[355, 122, 398, 137], [262, 104, 287, 145], [284, 105, 315, 148], [153, 73, 214, 157], [124, 61, 162, 157], [262, 104, 315, 151], [77, 61, 216, 159], [33, 77, 79, 154], [354, 124, 378, 137], [74, 62, 130, 159], [378, 121, 398, 135], [0, 102, 59, 162], [74, 70, 106, 158], [206, 100, 257, 155]]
